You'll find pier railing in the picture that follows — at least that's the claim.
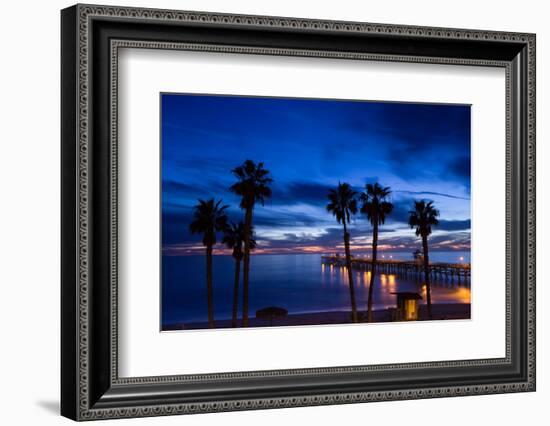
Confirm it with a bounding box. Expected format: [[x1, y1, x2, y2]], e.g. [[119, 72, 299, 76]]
[[321, 255, 470, 281]]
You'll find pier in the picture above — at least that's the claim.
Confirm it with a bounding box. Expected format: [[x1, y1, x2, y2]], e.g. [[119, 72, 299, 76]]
[[321, 255, 470, 283]]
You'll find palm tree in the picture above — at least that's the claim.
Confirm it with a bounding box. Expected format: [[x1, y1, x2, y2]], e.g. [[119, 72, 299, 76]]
[[230, 160, 273, 326], [222, 222, 257, 327], [360, 183, 393, 322], [327, 182, 359, 323], [408, 200, 439, 319], [189, 198, 229, 328]]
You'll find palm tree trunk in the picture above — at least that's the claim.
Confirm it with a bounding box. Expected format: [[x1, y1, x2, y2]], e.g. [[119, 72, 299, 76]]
[[242, 207, 253, 327], [422, 236, 432, 319], [343, 222, 358, 323], [231, 258, 241, 328], [206, 245, 215, 328], [367, 222, 378, 322]]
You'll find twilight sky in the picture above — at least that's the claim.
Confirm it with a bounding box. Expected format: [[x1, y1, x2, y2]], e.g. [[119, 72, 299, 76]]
[[161, 94, 471, 255]]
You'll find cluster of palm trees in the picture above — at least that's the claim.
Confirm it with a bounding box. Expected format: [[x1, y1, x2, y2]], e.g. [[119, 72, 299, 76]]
[[188, 159, 440, 328], [189, 160, 272, 328], [327, 182, 440, 322]]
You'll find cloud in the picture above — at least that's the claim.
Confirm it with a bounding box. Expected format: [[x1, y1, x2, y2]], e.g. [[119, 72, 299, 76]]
[[162, 178, 236, 206], [253, 209, 323, 228], [271, 181, 332, 205], [258, 227, 344, 250], [437, 219, 471, 231], [395, 190, 470, 201], [162, 209, 194, 245], [388, 197, 416, 224], [447, 155, 471, 193]]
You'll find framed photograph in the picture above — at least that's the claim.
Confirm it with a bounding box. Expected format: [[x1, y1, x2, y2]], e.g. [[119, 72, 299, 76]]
[[61, 4, 536, 421]]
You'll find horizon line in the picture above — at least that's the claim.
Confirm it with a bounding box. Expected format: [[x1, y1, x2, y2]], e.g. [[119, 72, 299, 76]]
[[162, 249, 471, 257]]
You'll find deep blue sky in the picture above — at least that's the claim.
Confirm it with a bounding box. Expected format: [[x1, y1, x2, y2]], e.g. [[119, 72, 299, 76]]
[[162, 94, 471, 255]]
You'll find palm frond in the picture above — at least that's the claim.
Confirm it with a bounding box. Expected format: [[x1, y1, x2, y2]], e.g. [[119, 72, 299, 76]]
[[326, 182, 357, 225], [222, 221, 257, 259], [408, 199, 440, 237], [360, 182, 393, 226], [230, 160, 273, 209], [189, 198, 229, 247]]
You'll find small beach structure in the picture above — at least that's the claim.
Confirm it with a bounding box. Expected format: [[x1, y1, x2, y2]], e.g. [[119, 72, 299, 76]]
[[255, 306, 288, 326], [391, 292, 422, 321]]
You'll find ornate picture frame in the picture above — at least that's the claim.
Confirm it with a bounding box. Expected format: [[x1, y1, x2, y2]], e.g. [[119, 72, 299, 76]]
[[61, 4, 535, 421]]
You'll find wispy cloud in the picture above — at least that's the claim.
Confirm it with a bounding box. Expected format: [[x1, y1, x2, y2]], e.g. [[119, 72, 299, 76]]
[[394, 190, 470, 201]]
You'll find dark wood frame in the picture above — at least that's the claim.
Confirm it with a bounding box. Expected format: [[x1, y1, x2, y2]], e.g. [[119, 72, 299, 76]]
[[61, 4, 536, 421]]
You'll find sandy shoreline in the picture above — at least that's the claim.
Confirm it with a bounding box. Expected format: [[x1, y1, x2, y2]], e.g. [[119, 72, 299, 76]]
[[164, 303, 470, 331]]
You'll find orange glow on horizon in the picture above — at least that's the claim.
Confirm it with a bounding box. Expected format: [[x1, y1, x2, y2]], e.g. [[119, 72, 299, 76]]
[[163, 242, 472, 256]]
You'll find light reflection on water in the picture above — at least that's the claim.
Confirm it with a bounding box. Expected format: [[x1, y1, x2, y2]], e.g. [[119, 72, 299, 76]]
[[162, 253, 471, 325]]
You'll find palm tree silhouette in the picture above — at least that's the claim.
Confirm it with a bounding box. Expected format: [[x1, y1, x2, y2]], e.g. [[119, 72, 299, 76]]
[[189, 198, 229, 328], [230, 160, 273, 327], [360, 183, 393, 322], [408, 200, 439, 319], [222, 222, 257, 327], [327, 182, 359, 323]]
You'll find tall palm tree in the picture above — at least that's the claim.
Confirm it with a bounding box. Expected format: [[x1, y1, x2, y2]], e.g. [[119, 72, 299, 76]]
[[408, 200, 439, 319], [222, 222, 257, 328], [360, 183, 393, 322], [230, 160, 273, 327], [327, 182, 359, 323], [189, 198, 228, 328]]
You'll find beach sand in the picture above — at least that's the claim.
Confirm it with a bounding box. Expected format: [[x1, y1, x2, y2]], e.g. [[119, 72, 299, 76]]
[[164, 303, 471, 331]]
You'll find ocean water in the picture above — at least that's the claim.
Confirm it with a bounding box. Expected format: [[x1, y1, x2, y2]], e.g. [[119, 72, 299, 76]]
[[161, 252, 471, 327]]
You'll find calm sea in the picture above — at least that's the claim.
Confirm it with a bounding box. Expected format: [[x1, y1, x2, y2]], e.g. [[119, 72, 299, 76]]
[[161, 252, 471, 327]]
